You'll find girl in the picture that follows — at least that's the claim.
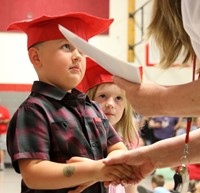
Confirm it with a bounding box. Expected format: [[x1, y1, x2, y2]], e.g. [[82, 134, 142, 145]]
[[77, 57, 142, 193]]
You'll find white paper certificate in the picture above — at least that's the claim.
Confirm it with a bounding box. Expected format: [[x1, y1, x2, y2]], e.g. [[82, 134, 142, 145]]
[[58, 24, 141, 84]]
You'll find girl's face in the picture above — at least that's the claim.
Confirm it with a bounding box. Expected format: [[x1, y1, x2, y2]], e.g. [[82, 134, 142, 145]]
[[94, 83, 126, 126], [33, 39, 86, 91]]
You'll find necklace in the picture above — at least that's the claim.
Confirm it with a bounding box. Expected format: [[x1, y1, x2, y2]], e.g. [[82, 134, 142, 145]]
[[173, 55, 197, 193]]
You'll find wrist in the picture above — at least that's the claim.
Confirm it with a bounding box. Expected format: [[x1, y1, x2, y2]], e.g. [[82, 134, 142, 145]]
[[146, 143, 159, 169], [92, 160, 104, 182]]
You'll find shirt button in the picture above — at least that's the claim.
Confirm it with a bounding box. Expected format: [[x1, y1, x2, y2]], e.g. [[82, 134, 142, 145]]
[[92, 143, 96, 147], [62, 122, 67, 127]]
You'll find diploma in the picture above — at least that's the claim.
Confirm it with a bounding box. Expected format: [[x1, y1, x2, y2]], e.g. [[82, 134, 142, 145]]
[[58, 24, 141, 84]]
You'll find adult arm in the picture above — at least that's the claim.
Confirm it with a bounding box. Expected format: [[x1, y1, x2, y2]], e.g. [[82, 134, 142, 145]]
[[113, 76, 200, 117], [104, 129, 200, 183]]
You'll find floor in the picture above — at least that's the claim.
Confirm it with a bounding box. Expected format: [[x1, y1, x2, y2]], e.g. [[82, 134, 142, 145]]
[[0, 166, 175, 193], [0, 167, 21, 193]]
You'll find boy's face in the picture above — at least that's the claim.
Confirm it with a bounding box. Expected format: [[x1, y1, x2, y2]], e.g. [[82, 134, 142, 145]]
[[30, 39, 86, 91]]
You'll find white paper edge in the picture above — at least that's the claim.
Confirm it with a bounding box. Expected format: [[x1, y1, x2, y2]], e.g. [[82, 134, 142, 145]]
[[58, 24, 141, 84]]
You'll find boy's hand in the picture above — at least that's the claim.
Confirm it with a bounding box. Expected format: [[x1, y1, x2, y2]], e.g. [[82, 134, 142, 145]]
[[66, 156, 133, 192]]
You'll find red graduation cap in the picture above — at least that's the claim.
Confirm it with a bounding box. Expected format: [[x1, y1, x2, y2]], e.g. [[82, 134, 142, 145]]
[[76, 57, 113, 93], [7, 12, 113, 49]]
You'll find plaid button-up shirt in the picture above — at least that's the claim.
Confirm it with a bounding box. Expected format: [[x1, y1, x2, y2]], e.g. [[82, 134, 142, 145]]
[[7, 81, 122, 193]]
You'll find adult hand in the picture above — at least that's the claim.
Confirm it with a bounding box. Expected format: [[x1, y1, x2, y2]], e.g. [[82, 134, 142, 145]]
[[103, 147, 156, 183], [113, 76, 165, 116]]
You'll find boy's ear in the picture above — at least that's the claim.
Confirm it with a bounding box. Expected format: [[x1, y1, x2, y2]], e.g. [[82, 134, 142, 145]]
[[28, 47, 41, 67]]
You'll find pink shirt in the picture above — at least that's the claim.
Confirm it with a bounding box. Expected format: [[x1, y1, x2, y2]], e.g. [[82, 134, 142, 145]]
[[109, 184, 126, 193]]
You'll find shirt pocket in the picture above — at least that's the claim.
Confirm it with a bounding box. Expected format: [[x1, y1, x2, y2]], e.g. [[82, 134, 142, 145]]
[[50, 120, 90, 160]]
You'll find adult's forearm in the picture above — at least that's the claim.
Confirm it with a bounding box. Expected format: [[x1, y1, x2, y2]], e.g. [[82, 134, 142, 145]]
[[160, 79, 200, 116], [149, 129, 200, 168], [113, 76, 200, 117]]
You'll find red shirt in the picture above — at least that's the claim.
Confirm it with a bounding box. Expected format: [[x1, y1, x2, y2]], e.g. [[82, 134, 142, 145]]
[[0, 105, 10, 134], [188, 164, 200, 180]]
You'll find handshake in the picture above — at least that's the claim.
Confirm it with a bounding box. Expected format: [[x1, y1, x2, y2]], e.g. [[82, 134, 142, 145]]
[[66, 148, 156, 193]]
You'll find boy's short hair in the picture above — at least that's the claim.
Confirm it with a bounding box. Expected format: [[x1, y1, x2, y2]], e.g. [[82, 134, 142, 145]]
[[7, 12, 113, 49], [151, 174, 165, 187]]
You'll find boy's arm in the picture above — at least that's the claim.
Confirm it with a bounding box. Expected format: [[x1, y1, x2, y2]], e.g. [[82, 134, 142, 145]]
[[19, 157, 133, 190], [66, 142, 132, 193], [19, 159, 103, 189]]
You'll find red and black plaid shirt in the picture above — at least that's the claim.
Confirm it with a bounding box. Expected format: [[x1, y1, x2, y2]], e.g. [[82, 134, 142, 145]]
[[7, 81, 121, 193]]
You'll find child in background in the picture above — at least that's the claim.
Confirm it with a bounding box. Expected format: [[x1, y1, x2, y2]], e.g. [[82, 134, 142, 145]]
[[0, 104, 10, 171], [6, 13, 133, 193], [137, 174, 170, 193], [76, 58, 141, 193], [151, 175, 171, 193]]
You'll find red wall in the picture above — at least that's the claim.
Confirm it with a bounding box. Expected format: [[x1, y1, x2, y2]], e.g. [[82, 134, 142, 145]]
[[0, 0, 109, 92], [0, 0, 109, 32], [0, 84, 32, 92]]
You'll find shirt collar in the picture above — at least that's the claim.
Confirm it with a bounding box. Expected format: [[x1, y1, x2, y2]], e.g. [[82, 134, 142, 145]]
[[31, 81, 87, 101]]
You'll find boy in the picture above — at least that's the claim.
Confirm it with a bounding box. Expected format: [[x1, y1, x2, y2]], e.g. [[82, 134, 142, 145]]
[[137, 174, 171, 193], [151, 174, 171, 193], [6, 12, 133, 193]]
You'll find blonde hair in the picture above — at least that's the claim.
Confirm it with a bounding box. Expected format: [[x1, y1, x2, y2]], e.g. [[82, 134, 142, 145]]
[[147, 0, 196, 69], [87, 84, 139, 149]]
